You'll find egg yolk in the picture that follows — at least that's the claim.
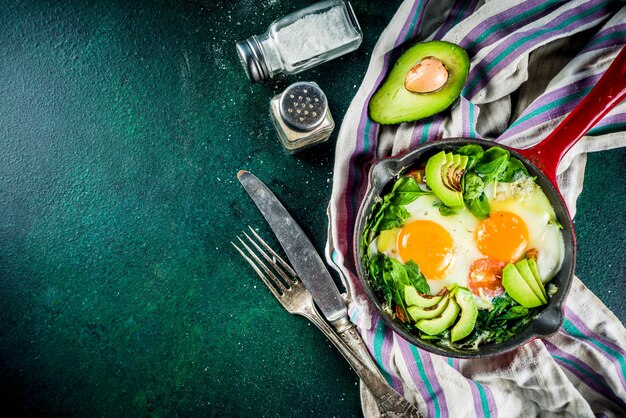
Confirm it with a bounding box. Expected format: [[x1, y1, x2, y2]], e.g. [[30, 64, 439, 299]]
[[397, 220, 453, 280], [475, 211, 528, 263]]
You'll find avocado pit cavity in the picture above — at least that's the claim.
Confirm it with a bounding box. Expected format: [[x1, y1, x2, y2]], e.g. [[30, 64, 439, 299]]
[[404, 57, 449, 93], [369, 40, 469, 124]]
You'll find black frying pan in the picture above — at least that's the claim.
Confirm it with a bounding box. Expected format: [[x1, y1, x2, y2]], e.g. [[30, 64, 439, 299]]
[[353, 47, 626, 358]]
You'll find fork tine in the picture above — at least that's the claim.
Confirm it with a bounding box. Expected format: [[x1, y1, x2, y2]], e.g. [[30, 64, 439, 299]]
[[246, 226, 297, 277], [242, 230, 295, 287], [231, 240, 283, 299], [232, 236, 288, 295]]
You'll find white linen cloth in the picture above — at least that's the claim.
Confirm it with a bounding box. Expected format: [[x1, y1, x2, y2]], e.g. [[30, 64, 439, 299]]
[[325, 0, 626, 416]]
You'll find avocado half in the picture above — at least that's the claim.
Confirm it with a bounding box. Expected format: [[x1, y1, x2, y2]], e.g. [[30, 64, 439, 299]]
[[369, 41, 470, 125]]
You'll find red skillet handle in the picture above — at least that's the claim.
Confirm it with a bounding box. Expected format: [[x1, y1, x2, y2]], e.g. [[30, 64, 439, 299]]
[[518, 46, 626, 186]]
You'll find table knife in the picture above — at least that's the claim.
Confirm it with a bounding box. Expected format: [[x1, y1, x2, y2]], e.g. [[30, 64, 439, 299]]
[[238, 170, 420, 417], [237, 170, 381, 372]]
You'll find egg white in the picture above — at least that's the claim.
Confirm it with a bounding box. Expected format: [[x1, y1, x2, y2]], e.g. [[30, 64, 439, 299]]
[[485, 181, 565, 282], [384, 194, 483, 295], [372, 177, 565, 301]]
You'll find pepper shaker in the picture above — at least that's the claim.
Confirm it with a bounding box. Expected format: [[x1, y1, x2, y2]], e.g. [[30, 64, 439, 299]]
[[269, 81, 334, 153]]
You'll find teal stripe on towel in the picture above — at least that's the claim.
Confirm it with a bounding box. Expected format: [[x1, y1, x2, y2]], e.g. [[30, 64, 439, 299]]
[[410, 344, 442, 417], [464, 2, 606, 95], [563, 318, 626, 380]]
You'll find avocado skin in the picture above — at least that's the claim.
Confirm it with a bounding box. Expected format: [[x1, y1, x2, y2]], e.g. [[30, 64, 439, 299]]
[[425, 151, 465, 207], [369, 41, 470, 125], [527, 258, 548, 300]]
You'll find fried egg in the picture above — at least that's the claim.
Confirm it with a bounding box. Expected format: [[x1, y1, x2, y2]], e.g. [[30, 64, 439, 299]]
[[485, 180, 564, 282], [373, 177, 565, 302]]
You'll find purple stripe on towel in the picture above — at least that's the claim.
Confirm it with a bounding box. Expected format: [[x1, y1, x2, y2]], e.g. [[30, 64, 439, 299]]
[[591, 112, 626, 130], [396, 0, 427, 47], [499, 74, 601, 140], [382, 325, 404, 393], [421, 351, 450, 417], [460, 0, 563, 52], [566, 307, 626, 360], [466, 0, 608, 98], [468, 379, 485, 417], [433, 0, 476, 40], [565, 307, 626, 391], [342, 0, 423, 256], [544, 340, 626, 408], [398, 340, 436, 417], [582, 22, 626, 53], [485, 384, 497, 416]]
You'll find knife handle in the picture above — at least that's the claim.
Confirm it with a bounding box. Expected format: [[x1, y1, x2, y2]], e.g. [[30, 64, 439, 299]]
[[303, 308, 422, 417], [331, 316, 385, 378]]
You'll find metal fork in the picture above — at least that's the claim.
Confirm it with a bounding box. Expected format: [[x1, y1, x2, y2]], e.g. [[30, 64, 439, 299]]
[[232, 228, 421, 418]]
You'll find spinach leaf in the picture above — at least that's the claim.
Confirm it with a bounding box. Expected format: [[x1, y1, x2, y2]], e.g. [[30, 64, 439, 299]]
[[466, 192, 490, 220], [474, 147, 510, 183], [433, 201, 457, 216], [368, 254, 383, 282], [500, 305, 529, 320], [371, 203, 409, 231], [456, 294, 543, 347], [499, 157, 530, 182], [439, 206, 457, 216], [463, 172, 485, 200], [367, 175, 430, 233], [369, 255, 392, 306], [389, 176, 432, 205], [368, 255, 431, 320], [404, 260, 430, 294], [384, 258, 408, 305], [456, 144, 484, 169]]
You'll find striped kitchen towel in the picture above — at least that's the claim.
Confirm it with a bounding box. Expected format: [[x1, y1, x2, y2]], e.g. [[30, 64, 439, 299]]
[[325, 0, 626, 416]]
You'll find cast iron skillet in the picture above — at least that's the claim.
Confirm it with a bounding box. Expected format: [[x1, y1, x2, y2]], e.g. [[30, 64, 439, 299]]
[[353, 47, 626, 358]]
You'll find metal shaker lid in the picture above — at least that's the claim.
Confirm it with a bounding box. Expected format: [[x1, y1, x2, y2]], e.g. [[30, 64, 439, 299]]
[[279, 82, 327, 132], [235, 37, 269, 83]]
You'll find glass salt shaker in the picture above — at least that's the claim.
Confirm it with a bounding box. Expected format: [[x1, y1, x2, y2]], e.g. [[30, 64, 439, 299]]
[[236, 0, 362, 82], [269, 81, 334, 153]]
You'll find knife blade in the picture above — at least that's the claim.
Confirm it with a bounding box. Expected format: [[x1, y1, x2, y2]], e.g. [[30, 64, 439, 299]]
[[236, 170, 421, 416], [237, 170, 347, 322]]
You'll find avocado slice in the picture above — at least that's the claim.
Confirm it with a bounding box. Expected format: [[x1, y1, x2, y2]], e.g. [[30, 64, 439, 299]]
[[515, 259, 547, 304], [440, 153, 457, 191], [527, 258, 548, 300], [369, 41, 470, 124], [450, 287, 478, 342], [407, 296, 449, 321], [425, 151, 464, 207], [404, 285, 443, 308], [416, 298, 460, 335], [442, 154, 468, 192], [502, 263, 543, 308]]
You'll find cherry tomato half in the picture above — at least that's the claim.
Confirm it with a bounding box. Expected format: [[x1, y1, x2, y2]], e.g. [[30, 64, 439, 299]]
[[468, 258, 506, 299]]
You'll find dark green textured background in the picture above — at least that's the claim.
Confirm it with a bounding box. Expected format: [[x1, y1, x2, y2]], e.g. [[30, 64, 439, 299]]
[[0, 0, 623, 416]]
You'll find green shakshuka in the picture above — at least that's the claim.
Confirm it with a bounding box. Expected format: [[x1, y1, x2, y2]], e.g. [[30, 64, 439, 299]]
[[362, 145, 565, 349]]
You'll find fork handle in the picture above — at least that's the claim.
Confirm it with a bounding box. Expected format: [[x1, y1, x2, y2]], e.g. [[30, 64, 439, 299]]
[[303, 311, 422, 417]]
